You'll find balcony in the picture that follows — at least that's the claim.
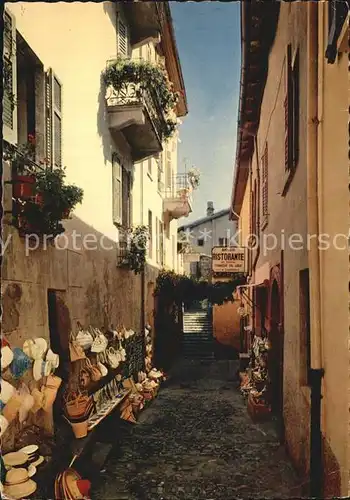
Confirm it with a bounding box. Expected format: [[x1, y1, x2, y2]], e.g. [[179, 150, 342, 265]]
[[106, 82, 166, 162], [163, 174, 193, 221], [104, 58, 178, 163], [123, 2, 161, 47]]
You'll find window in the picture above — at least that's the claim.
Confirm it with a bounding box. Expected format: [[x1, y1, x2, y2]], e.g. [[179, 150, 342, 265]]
[[148, 210, 153, 258], [197, 238, 204, 247], [218, 238, 228, 247], [122, 167, 132, 228], [117, 16, 128, 57], [3, 10, 17, 144], [261, 143, 268, 227], [112, 154, 122, 225], [284, 45, 299, 174], [45, 69, 62, 169], [299, 269, 311, 385]]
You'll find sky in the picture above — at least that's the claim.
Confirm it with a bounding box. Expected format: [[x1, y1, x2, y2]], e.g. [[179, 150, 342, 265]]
[[171, 2, 241, 223]]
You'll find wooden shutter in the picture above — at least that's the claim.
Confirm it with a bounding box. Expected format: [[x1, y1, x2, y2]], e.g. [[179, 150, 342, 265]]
[[122, 167, 132, 228], [45, 69, 62, 168], [262, 143, 268, 218], [3, 9, 17, 144], [45, 72, 52, 165], [284, 44, 293, 171], [292, 50, 300, 169], [112, 154, 122, 225], [118, 17, 128, 57]]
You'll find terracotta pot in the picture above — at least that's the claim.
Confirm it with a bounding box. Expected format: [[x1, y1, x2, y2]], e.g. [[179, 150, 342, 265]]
[[13, 175, 36, 199], [42, 386, 58, 412]]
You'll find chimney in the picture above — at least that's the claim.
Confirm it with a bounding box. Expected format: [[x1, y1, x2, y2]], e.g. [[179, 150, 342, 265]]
[[207, 201, 214, 217]]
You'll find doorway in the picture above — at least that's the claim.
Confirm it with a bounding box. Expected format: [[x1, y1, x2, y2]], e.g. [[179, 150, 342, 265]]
[[47, 290, 71, 431]]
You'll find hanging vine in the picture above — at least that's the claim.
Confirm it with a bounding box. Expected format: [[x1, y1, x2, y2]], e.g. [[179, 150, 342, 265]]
[[154, 270, 246, 307]]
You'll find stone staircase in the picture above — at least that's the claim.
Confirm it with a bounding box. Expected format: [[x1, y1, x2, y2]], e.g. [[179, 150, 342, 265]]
[[182, 308, 214, 360]]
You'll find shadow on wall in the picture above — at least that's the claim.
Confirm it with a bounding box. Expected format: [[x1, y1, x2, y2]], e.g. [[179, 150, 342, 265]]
[[97, 72, 112, 166]]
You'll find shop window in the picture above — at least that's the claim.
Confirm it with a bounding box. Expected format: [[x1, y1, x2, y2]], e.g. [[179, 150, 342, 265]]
[[299, 268, 311, 386]]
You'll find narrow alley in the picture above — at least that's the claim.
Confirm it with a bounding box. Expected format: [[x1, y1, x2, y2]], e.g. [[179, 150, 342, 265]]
[[92, 359, 301, 500]]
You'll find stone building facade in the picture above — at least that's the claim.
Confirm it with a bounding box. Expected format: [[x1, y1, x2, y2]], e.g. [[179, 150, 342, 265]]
[[230, 1, 349, 497]]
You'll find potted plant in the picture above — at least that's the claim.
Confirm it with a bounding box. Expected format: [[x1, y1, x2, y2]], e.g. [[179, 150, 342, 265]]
[[3, 136, 37, 199], [15, 168, 83, 237], [187, 167, 201, 190]]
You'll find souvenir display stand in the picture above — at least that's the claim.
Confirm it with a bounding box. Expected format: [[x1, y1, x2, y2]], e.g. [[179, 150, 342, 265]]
[[239, 335, 271, 422], [0, 323, 166, 499], [0, 335, 62, 498]]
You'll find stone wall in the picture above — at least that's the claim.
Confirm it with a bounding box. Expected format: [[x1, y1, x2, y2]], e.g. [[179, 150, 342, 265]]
[[2, 217, 142, 452]]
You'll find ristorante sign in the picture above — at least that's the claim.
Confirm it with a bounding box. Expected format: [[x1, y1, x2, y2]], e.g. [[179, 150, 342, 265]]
[[211, 246, 246, 273]]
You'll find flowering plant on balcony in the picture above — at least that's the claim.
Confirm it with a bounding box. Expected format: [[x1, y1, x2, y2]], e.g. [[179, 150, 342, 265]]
[[14, 167, 84, 237], [187, 167, 201, 189], [102, 58, 180, 139]]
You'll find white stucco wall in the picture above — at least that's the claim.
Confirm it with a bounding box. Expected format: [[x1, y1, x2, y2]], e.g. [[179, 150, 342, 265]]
[[8, 1, 133, 241]]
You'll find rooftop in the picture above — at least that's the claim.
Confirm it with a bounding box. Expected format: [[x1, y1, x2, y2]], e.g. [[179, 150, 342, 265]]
[[178, 208, 230, 232]]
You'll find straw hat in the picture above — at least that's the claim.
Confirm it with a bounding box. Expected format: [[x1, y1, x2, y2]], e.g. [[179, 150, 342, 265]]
[[3, 451, 28, 469], [1, 345, 14, 371], [46, 349, 59, 369], [0, 380, 15, 404], [33, 359, 51, 381], [62, 468, 91, 499], [23, 338, 47, 360], [4, 468, 37, 500], [30, 388, 44, 413]]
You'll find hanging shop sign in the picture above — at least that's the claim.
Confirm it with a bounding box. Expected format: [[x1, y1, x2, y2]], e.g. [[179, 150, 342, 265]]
[[211, 246, 246, 273]]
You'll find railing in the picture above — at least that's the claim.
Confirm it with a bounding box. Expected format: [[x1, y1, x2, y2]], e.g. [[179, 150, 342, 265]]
[[163, 173, 193, 205], [105, 81, 167, 144]]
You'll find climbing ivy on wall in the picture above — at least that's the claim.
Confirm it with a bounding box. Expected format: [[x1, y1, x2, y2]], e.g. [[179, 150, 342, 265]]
[[154, 270, 246, 307]]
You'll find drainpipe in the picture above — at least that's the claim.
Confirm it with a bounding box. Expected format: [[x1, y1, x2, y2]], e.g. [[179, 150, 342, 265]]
[[307, 3, 324, 498]]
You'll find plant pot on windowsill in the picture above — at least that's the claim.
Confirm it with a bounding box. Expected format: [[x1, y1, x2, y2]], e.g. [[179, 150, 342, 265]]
[[13, 174, 36, 199]]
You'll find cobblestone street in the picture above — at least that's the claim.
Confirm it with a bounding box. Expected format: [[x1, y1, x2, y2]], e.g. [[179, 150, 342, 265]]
[[92, 359, 302, 500]]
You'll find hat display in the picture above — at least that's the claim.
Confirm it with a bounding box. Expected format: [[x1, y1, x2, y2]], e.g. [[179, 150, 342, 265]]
[[23, 338, 48, 360], [4, 467, 37, 500]]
